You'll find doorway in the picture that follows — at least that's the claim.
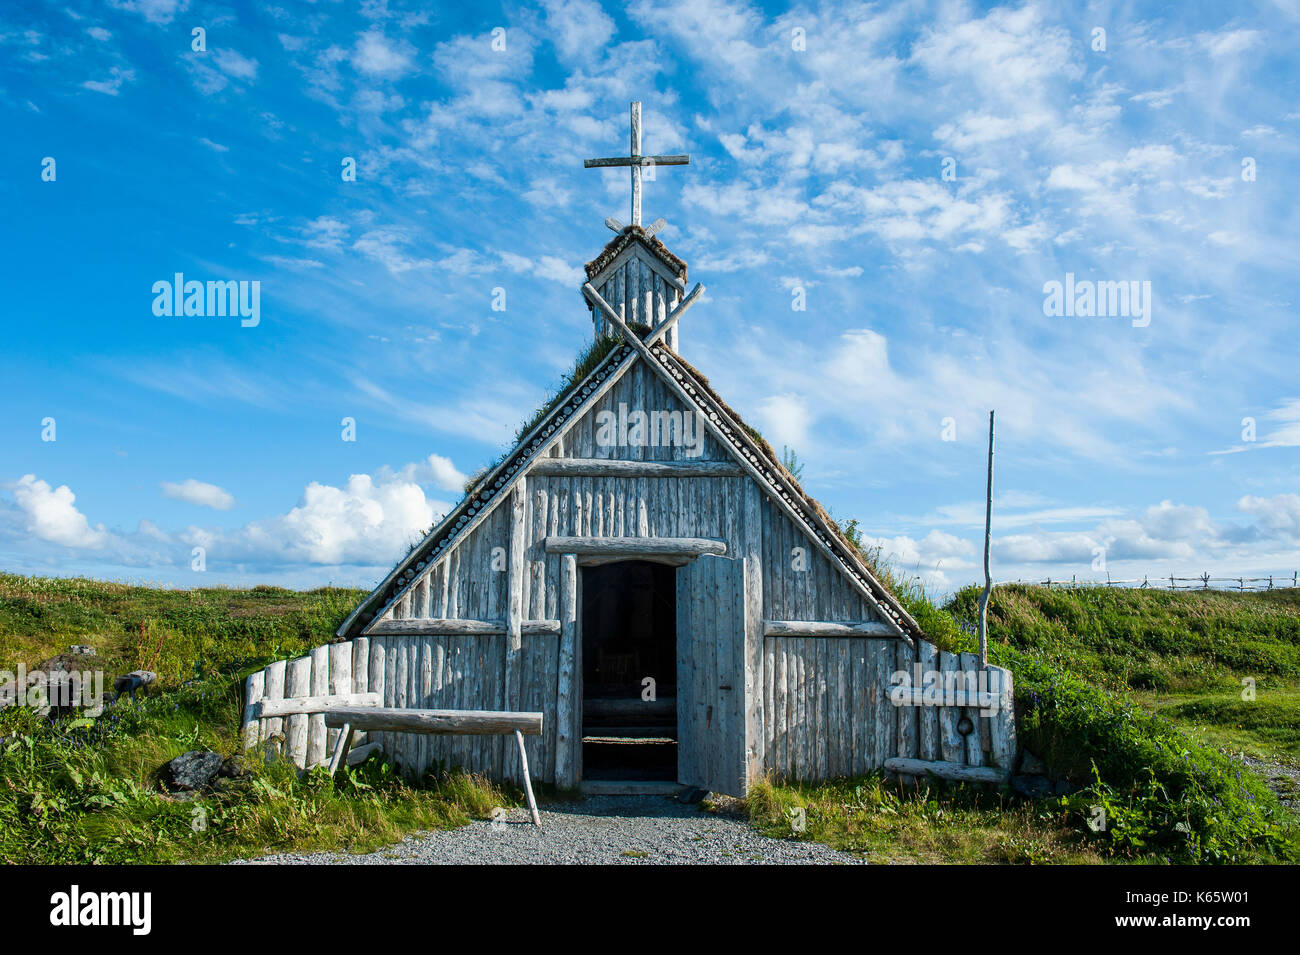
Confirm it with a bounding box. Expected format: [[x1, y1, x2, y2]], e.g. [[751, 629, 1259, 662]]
[[580, 560, 677, 781]]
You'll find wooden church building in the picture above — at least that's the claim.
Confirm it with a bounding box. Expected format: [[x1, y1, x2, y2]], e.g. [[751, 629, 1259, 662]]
[[243, 104, 1016, 796]]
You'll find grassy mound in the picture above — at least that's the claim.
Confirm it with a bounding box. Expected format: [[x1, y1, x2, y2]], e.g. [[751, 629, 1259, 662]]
[[945, 583, 1300, 692], [999, 647, 1295, 863], [937, 584, 1300, 863]]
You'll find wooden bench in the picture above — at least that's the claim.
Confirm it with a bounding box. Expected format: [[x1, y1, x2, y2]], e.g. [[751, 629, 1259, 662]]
[[249, 693, 544, 826]]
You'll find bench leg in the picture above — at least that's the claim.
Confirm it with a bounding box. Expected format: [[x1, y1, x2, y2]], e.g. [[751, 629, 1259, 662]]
[[328, 723, 354, 775], [514, 729, 541, 827]]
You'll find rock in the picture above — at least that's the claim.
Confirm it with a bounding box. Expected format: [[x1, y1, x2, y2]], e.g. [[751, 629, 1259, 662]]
[[168, 750, 224, 791], [69, 645, 95, 656], [1018, 749, 1047, 775], [219, 755, 250, 779], [1011, 774, 1055, 799], [1054, 778, 1077, 796], [113, 670, 157, 701]]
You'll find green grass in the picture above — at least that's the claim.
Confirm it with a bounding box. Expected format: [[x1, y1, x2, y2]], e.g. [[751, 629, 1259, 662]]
[[940, 583, 1300, 863], [941, 582, 1300, 768], [0, 573, 512, 863], [750, 566, 1300, 864], [747, 775, 1104, 864], [1135, 687, 1300, 764], [0, 572, 367, 686], [945, 583, 1300, 693]]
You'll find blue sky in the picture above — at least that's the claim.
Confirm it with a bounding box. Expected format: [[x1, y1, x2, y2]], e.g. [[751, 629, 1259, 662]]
[[2, 0, 1298, 596]]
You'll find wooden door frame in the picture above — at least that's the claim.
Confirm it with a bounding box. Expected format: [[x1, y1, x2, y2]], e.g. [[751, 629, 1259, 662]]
[[570, 551, 706, 788]]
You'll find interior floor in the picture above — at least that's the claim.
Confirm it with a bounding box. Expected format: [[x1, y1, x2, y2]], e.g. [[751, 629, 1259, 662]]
[[581, 560, 677, 781]]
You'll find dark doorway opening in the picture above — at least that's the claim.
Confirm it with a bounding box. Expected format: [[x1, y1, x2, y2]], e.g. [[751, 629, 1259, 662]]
[[581, 560, 677, 781]]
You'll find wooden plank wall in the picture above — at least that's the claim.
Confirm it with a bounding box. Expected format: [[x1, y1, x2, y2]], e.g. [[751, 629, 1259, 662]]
[[301, 361, 1019, 789], [592, 247, 683, 350], [761, 637, 1014, 780], [241, 633, 542, 781]]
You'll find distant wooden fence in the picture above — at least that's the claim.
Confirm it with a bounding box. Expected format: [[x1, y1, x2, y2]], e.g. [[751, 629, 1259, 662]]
[[997, 572, 1300, 593]]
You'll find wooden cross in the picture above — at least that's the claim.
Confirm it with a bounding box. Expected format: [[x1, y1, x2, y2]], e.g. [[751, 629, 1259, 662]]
[[585, 101, 689, 228]]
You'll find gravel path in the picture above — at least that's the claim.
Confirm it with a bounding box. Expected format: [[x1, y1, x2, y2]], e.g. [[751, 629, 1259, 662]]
[[236, 795, 861, 865], [1238, 754, 1300, 810]]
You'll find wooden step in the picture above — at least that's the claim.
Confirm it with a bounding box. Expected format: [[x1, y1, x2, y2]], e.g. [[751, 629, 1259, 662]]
[[579, 780, 686, 796]]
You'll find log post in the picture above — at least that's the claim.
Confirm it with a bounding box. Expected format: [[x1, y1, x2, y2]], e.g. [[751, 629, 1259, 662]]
[[242, 671, 264, 749], [515, 729, 541, 827], [555, 553, 579, 789], [327, 723, 355, 775], [505, 480, 527, 717]]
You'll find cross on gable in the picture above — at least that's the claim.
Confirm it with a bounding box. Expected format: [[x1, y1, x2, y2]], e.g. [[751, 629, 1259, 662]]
[[585, 101, 689, 228]]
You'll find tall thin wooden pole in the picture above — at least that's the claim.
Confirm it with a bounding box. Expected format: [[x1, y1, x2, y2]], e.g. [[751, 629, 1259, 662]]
[[978, 410, 995, 668], [630, 101, 642, 226]]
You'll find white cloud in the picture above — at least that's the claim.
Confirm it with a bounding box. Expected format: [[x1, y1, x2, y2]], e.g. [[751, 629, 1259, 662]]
[[9, 475, 109, 549], [540, 0, 616, 60], [397, 454, 469, 493], [353, 229, 435, 274], [1238, 494, 1300, 543], [161, 479, 236, 511], [108, 0, 188, 25], [1199, 29, 1261, 58], [82, 67, 134, 96], [187, 470, 450, 566], [353, 30, 414, 77], [755, 393, 812, 451]]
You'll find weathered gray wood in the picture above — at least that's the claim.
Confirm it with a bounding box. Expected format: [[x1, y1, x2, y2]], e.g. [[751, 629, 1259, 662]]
[[987, 665, 1017, 771], [960, 652, 985, 767], [368, 637, 387, 765], [515, 729, 541, 827], [884, 757, 1009, 784], [917, 640, 941, 762], [896, 640, 918, 760], [393, 635, 410, 775], [590, 283, 917, 640], [252, 692, 382, 719], [284, 656, 312, 768], [555, 553, 578, 789], [506, 480, 527, 715], [644, 281, 705, 349], [676, 554, 748, 796], [242, 671, 264, 749], [327, 723, 354, 775], [891, 687, 1000, 709], [417, 633, 432, 778], [367, 618, 560, 636], [529, 458, 741, 478], [345, 741, 382, 766], [874, 639, 895, 765], [544, 535, 726, 559], [328, 642, 352, 755], [742, 479, 764, 782], [350, 636, 369, 748], [762, 619, 897, 638], [323, 707, 543, 735], [582, 154, 690, 167], [338, 338, 636, 639], [262, 660, 286, 758], [307, 646, 330, 768], [938, 650, 964, 763]]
